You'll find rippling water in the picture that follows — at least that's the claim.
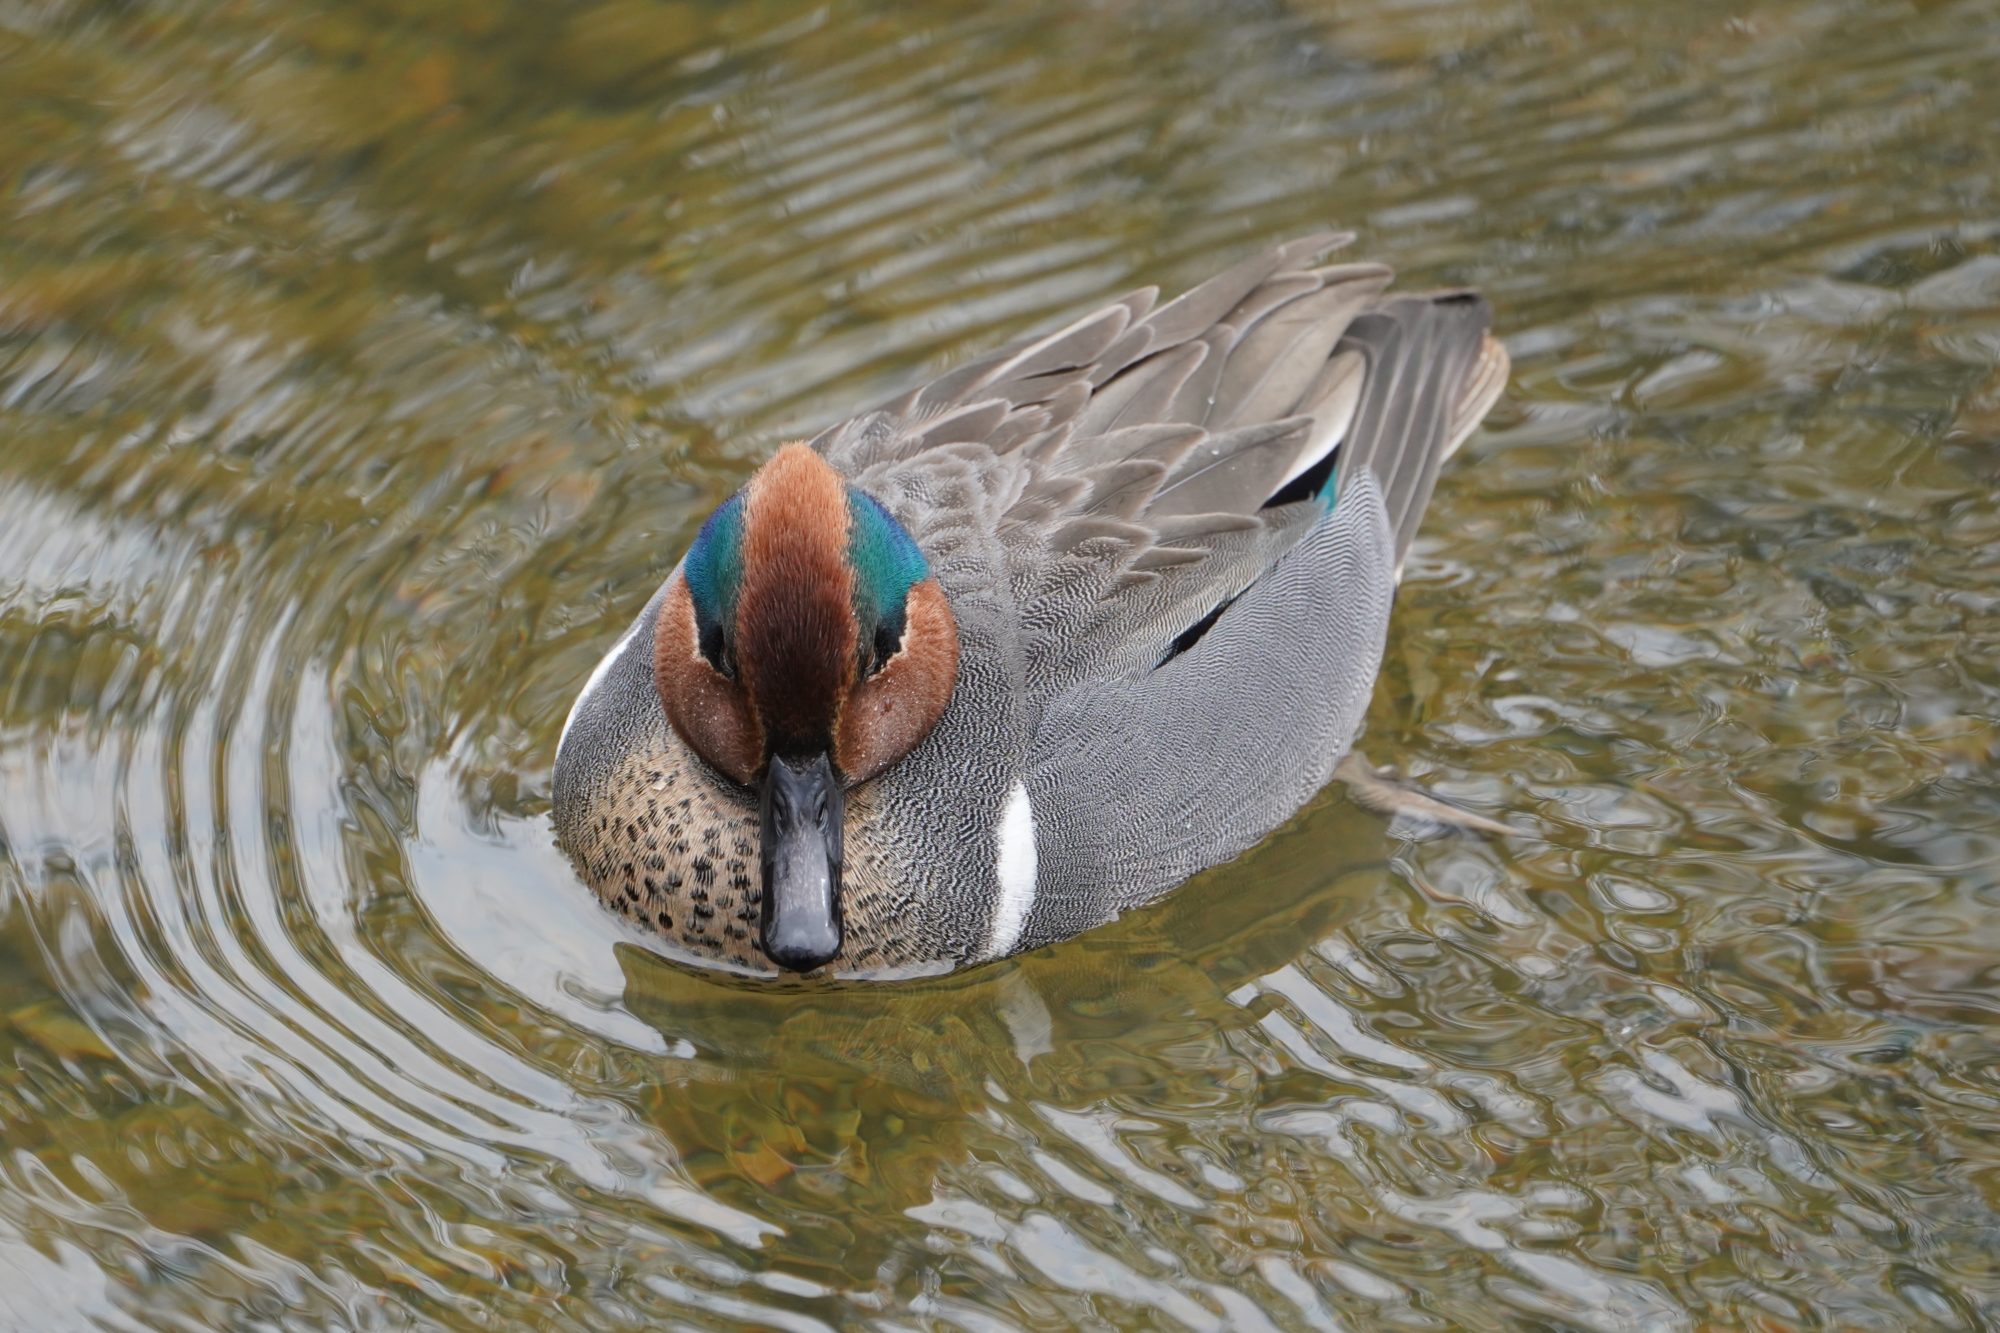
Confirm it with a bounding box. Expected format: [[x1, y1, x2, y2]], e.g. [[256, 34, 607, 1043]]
[[3, 0, 1999, 1327]]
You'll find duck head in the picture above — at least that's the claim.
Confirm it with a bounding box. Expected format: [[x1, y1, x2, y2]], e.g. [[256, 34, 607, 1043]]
[[653, 444, 960, 973]]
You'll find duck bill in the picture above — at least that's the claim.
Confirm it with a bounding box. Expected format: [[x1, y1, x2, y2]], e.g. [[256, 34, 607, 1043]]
[[758, 752, 845, 973]]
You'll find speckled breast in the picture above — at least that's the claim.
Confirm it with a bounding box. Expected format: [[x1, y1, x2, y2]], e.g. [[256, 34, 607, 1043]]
[[557, 716, 935, 976]]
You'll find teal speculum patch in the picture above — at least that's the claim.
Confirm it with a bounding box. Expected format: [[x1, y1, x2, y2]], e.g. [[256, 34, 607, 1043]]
[[683, 490, 746, 666], [845, 487, 928, 669]]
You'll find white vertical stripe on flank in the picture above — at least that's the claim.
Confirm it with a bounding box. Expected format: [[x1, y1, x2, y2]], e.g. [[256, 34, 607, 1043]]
[[986, 780, 1038, 960]]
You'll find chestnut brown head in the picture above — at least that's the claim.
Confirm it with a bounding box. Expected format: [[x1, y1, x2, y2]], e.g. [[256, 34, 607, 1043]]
[[652, 444, 959, 971]]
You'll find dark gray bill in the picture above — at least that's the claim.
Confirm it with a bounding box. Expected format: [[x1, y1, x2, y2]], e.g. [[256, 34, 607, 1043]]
[[758, 751, 844, 972]]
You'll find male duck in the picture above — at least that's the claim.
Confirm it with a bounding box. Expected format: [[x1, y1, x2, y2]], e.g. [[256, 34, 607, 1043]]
[[552, 234, 1508, 977]]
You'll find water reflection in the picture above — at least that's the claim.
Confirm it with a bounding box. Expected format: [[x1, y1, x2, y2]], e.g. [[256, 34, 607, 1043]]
[[3, 0, 1999, 1326]]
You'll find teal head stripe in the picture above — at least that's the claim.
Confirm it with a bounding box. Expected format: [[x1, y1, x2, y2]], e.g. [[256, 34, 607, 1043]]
[[683, 490, 746, 652], [845, 488, 928, 663]]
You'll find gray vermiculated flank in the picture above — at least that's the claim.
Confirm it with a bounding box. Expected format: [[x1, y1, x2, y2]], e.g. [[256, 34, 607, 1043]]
[[1020, 471, 1397, 951]]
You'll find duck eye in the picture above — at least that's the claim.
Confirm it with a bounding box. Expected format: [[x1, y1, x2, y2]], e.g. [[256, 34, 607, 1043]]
[[869, 624, 899, 674], [868, 611, 905, 676], [698, 619, 734, 678]]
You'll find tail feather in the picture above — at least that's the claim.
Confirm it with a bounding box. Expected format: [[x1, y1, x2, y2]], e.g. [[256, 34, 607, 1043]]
[[1333, 292, 1498, 564], [1447, 335, 1510, 461]]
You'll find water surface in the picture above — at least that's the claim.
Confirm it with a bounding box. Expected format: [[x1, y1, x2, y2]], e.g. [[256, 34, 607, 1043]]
[[3, 0, 2000, 1327]]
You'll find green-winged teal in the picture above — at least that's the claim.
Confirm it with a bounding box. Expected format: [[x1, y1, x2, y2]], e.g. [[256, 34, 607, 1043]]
[[552, 234, 1508, 977]]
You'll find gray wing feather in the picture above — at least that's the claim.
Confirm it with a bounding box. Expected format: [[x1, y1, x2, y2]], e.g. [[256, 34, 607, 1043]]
[[1162, 329, 1234, 428], [1151, 418, 1314, 519], [1209, 283, 1382, 430], [1137, 232, 1343, 348], [1075, 342, 1206, 435]]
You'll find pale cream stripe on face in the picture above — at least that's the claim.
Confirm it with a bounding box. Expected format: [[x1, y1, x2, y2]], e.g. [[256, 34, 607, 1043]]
[[557, 618, 645, 758], [985, 780, 1038, 961]]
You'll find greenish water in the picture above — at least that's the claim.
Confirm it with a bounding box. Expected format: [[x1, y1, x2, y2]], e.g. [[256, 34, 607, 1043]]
[[3, 0, 1999, 1326]]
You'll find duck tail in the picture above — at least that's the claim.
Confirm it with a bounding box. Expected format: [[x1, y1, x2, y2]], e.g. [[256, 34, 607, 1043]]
[[1331, 293, 1509, 566]]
